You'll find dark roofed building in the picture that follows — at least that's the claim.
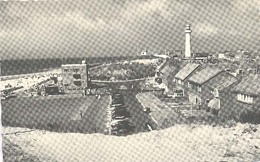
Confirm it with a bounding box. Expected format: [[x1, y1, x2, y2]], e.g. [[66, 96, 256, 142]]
[[175, 63, 201, 81], [232, 75, 260, 97], [207, 73, 238, 116], [188, 67, 223, 85], [45, 84, 60, 95], [155, 58, 175, 81], [187, 66, 237, 110], [171, 63, 202, 97], [232, 75, 260, 109], [218, 75, 260, 120], [209, 74, 238, 91]]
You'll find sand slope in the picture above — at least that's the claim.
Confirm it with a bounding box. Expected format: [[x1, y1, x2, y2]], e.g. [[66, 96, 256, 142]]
[[3, 123, 260, 162]]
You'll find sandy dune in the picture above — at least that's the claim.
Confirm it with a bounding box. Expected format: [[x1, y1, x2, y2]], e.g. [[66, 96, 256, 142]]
[[3, 123, 260, 162]]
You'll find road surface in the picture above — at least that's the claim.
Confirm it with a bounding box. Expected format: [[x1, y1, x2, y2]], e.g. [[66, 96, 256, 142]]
[[136, 92, 185, 129]]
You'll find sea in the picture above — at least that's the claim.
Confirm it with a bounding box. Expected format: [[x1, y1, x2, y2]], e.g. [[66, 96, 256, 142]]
[[1, 55, 154, 76]]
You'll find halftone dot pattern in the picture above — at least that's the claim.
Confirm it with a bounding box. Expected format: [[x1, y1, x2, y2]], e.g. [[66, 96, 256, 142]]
[[1, 0, 260, 59], [1, 0, 260, 161]]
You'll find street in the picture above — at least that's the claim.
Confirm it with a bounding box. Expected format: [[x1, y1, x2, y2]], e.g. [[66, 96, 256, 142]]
[[136, 92, 186, 129], [122, 92, 158, 133]]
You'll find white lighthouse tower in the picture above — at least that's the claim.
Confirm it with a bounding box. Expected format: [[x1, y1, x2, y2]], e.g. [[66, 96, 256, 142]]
[[185, 23, 192, 58]]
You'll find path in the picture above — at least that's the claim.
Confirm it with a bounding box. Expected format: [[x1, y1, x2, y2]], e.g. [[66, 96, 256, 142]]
[[136, 92, 184, 129]]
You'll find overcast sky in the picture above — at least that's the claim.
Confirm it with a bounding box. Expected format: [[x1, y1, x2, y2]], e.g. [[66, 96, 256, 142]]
[[0, 0, 259, 59]]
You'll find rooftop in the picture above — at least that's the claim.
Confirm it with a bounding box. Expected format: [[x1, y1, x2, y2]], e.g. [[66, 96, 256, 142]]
[[232, 75, 260, 96], [193, 53, 209, 57], [209, 74, 238, 91], [160, 64, 175, 76], [175, 63, 200, 80], [188, 67, 223, 85]]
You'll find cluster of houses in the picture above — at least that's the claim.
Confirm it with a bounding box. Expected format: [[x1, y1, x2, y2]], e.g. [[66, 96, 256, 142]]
[[217, 50, 259, 64], [160, 61, 260, 119]]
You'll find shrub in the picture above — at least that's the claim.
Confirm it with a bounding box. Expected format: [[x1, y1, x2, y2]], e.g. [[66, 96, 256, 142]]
[[239, 106, 260, 124]]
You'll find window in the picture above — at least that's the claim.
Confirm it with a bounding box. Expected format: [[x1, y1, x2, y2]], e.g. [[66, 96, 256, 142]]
[[73, 74, 81, 79], [197, 86, 202, 92], [63, 69, 69, 72], [73, 69, 80, 73], [73, 81, 82, 87], [177, 93, 184, 97], [175, 89, 184, 97], [187, 82, 191, 88], [237, 93, 254, 104]]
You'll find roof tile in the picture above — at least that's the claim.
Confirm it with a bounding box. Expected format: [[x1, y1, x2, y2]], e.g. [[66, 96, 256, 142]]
[[188, 67, 223, 85], [232, 75, 260, 96], [175, 63, 200, 80]]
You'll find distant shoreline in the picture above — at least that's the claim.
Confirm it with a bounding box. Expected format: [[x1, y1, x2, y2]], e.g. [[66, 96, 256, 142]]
[[0, 68, 61, 81], [1, 55, 155, 76]]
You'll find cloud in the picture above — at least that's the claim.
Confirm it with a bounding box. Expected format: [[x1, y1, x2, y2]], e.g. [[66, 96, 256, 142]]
[[232, 0, 259, 14], [195, 23, 219, 36], [64, 11, 106, 30], [0, 0, 259, 59]]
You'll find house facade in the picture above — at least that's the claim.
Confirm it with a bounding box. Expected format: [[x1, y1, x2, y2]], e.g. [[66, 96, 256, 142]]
[[187, 67, 236, 110], [171, 63, 202, 97], [61, 63, 89, 94], [224, 75, 260, 119], [206, 74, 238, 116]]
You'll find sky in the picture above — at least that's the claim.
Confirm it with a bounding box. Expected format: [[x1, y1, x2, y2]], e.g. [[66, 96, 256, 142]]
[[0, 0, 259, 59]]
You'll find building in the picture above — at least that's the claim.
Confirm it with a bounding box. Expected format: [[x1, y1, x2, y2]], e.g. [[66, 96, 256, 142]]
[[61, 63, 89, 94], [218, 53, 225, 59], [236, 68, 245, 76], [158, 61, 175, 83], [44, 84, 60, 95], [192, 53, 211, 63], [172, 63, 202, 97], [187, 67, 236, 110], [140, 49, 147, 56], [184, 24, 192, 58], [171, 50, 182, 58], [228, 75, 260, 119], [206, 72, 238, 116]]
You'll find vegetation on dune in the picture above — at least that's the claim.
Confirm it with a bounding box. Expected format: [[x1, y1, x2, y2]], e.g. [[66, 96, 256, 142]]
[[89, 59, 164, 81], [3, 137, 41, 162], [239, 105, 260, 124]]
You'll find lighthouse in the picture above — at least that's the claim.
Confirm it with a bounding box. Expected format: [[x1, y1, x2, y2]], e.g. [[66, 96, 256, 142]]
[[185, 23, 192, 58]]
